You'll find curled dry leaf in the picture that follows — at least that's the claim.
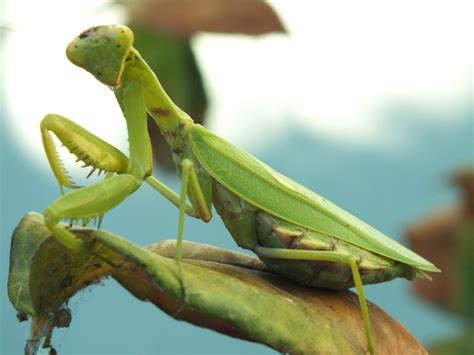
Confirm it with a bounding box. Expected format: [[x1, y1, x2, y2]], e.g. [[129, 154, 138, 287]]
[[9, 212, 426, 354]]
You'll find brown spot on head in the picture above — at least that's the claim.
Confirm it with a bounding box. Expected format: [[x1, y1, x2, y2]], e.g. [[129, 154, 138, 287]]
[[78, 26, 100, 39]]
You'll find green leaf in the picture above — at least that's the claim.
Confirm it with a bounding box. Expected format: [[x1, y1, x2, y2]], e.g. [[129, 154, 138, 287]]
[[8, 212, 427, 354]]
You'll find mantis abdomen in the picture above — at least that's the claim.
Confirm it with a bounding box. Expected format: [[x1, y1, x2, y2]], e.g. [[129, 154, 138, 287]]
[[213, 182, 416, 290]]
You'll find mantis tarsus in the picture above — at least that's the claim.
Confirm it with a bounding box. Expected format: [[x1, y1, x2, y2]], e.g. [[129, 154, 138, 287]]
[[41, 25, 440, 354]]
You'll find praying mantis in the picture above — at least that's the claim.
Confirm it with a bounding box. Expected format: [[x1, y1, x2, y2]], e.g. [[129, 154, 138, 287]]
[[40, 25, 439, 354]]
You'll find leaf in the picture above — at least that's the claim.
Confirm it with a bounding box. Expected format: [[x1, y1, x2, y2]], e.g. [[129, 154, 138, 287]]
[[127, 0, 286, 37], [407, 167, 474, 318], [8, 212, 427, 354], [429, 325, 474, 355]]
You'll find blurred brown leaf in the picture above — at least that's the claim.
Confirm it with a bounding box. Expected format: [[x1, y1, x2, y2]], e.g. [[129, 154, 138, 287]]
[[124, 0, 285, 170], [128, 0, 286, 37], [407, 168, 474, 314]]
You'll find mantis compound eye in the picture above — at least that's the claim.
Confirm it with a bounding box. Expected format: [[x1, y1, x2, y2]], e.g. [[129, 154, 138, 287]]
[[66, 25, 133, 87]]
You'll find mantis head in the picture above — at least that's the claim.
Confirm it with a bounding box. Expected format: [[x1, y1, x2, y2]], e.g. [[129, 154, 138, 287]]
[[66, 25, 133, 87]]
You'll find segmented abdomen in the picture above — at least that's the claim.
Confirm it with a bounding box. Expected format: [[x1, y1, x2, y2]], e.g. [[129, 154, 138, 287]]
[[213, 182, 416, 290], [255, 211, 416, 290]]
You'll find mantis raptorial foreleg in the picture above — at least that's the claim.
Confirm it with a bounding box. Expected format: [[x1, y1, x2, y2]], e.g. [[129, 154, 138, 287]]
[[254, 247, 374, 354], [41, 67, 153, 253], [43, 174, 142, 251], [40, 113, 139, 252], [41, 116, 210, 260], [41, 114, 129, 192]]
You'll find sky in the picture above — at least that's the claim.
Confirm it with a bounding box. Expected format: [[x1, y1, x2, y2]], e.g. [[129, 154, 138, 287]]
[[3, 0, 471, 173]]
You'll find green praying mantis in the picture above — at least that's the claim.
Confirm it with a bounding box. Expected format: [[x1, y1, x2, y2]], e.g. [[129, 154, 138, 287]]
[[40, 25, 439, 354]]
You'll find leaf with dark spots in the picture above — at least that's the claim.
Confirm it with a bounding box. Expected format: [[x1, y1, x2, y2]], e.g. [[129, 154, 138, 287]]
[[8, 213, 117, 354], [8, 212, 427, 354]]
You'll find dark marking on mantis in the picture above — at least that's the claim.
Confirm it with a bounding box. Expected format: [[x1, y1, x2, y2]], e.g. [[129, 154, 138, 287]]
[[151, 107, 169, 116], [172, 148, 184, 156], [78, 26, 99, 39]]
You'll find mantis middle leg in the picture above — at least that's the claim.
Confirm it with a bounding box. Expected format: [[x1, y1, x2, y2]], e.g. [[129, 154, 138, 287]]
[[146, 159, 212, 302], [146, 159, 212, 264]]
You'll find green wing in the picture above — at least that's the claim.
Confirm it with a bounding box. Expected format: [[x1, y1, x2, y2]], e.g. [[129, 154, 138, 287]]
[[189, 125, 439, 272]]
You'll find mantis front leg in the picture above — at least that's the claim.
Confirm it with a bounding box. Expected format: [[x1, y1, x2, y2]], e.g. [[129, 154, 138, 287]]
[[255, 247, 375, 355], [41, 113, 141, 251], [41, 114, 129, 192], [44, 174, 142, 251], [41, 114, 210, 256]]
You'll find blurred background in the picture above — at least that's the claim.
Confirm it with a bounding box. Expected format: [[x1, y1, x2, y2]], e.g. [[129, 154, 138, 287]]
[[1, 0, 472, 353]]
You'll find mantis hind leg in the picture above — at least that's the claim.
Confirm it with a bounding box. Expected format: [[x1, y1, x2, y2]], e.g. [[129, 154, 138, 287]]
[[44, 174, 142, 252], [255, 247, 375, 355]]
